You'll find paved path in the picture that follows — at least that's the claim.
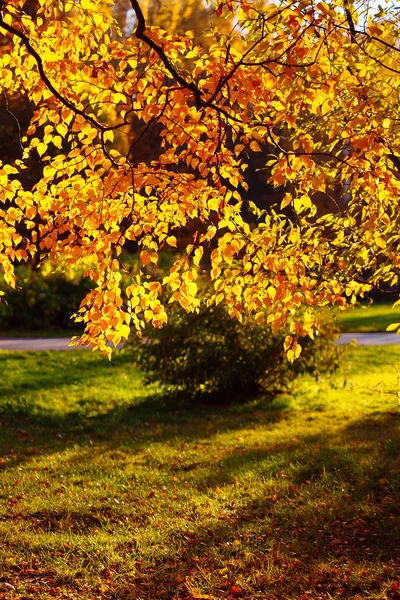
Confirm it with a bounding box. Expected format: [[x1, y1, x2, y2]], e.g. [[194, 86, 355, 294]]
[[0, 338, 78, 351], [0, 332, 399, 350], [336, 333, 400, 346]]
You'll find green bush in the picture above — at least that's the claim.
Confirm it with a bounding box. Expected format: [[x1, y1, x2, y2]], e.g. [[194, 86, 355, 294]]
[[130, 302, 342, 403], [0, 262, 94, 331], [0, 252, 174, 332]]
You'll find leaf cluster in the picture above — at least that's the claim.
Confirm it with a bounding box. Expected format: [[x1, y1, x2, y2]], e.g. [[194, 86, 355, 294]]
[[0, 0, 399, 355]]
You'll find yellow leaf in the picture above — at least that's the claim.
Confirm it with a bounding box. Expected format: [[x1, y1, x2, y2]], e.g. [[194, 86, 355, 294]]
[[103, 130, 114, 143], [52, 136, 63, 149], [166, 235, 177, 247], [193, 246, 203, 266], [254, 311, 265, 325], [188, 282, 197, 296], [250, 140, 262, 152], [284, 335, 293, 351], [93, 13, 104, 26], [56, 123, 68, 137], [281, 193, 292, 209], [37, 142, 48, 157], [287, 349, 295, 363], [31, 90, 42, 104], [215, 292, 224, 305], [294, 195, 312, 213], [140, 250, 151, 266], [206, 226, 217, 241]]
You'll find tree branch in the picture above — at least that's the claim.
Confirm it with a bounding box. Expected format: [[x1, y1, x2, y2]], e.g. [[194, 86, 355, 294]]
[[0, 3, 126, 132], [343, 0, 357, 43], [130, 0, 202, 107]]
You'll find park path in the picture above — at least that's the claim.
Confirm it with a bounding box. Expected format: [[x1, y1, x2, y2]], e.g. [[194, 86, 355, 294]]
[[336, 333, 400, 346], [0, 332, 399, 350], [0, 338, 78, 350]]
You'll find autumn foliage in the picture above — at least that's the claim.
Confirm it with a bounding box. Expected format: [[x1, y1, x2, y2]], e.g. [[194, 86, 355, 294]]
[[0, 0, 399, 356]]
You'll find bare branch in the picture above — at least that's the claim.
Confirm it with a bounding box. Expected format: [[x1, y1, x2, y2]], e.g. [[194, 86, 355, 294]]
[[0, 3, 125, 132], [129, 0, 202, 106]]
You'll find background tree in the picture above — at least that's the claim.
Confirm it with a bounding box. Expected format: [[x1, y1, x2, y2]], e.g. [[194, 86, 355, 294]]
[[0, 0, 41, 189], [0, 0, 399, 357]]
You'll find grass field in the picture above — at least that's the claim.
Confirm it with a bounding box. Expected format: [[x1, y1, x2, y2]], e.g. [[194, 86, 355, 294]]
[[1, 347, 400, 599], [336, 302, 400, 333]]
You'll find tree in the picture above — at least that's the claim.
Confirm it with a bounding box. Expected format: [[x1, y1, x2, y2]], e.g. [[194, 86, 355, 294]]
[[0, 0, 41, 189], [0, 0, 399, 358]]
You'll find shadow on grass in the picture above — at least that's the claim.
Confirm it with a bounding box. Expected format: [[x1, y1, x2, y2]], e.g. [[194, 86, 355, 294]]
[[0, 350, 131, 397], [110, 412, 400, 599], [1, 411, 400, 599], [0, 394, 290, 476], [1, 351, 400, 598], [0, 348, 290, 472]]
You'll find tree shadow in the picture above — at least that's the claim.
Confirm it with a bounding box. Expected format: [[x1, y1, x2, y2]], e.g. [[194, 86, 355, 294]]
[[2, 403, 400, 598], [0, 351, 132, 398], [116, 411, 400, 599], [0, 394, 289, 475], [2, 350, 400, 598], [0, 377, 291, 483]]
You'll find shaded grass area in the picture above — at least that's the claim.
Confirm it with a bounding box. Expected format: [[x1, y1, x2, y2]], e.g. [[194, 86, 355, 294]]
[[1, 348, 400, 599], [337, 302, 400, 333]]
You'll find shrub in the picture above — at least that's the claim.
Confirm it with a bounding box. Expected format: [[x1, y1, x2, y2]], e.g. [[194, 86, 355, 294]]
[[0, 262, 94, 331], [130, 302, 342, 403], [0, 251, 173, 332]]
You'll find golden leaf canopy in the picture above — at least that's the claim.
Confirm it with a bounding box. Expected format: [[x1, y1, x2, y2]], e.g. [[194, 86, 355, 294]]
[[0, 0, 399, 355]]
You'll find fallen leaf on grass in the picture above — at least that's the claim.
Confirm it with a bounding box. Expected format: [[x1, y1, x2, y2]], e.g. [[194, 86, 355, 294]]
[[190, 591, 215, 599], [230, 585, 243, 597], [2, 583, 15, 590]]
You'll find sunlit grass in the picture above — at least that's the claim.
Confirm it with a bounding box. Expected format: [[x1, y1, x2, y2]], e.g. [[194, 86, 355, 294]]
[[337, 302, 400, 333], [1, 347, 400, 599]]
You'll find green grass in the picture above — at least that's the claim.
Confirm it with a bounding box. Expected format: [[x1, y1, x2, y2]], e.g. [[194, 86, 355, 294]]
[[1, 348, 400, 599], [336, 302, 400, 333]]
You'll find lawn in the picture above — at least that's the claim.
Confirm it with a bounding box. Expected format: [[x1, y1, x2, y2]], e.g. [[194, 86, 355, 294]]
[[1, 347, 400, 599], [336, 302, 400, 333]]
